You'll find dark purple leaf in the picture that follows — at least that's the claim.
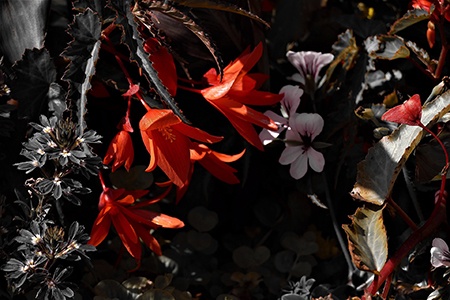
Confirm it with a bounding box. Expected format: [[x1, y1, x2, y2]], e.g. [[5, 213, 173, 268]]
[[11, 48, 56, 119]]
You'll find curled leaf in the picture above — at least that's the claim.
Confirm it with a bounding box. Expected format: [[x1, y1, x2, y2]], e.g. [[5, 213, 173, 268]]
[[342, 206, 387, 274]]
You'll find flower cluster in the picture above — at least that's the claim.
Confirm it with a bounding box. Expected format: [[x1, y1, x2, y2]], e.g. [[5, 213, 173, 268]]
[[260, 51, 333, 180], [14, 115, 102, 204], [2, 220, 94, 296]]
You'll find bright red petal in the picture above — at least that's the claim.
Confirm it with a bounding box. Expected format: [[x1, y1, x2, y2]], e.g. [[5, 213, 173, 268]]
[[140, 129, 157, 172], [89, 209, 112, 246], [144, 38, 178, 96], [232, 89, 284, 106], [128, 208, 185, 228], [199, 153, 241, 184], [139, 109, 180, 131], [174, 122, 223, 144], [132, 222, 163, 256], [111, 208, 141, 259], [152, 129, 191, 187], [381, 94, 422, 125]]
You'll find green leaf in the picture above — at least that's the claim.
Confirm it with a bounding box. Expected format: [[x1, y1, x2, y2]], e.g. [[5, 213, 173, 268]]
[[0, 0, 50, 64], [342, 206, 387, 274], [351, 91, 450, 205], [366, 35, 410, 60], [389, 9, 430, 35], [11, 48, 56, 119]]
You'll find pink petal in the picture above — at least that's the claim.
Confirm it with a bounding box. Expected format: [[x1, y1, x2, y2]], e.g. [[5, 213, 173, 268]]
[[280, 85, 303, 118], [259, 111, 288, 145], [290, 152, 308, 179], [291, 113, 324, 140], [286, 51, 334, 84], [279, 146, 302, 165], [432, 238, 449, 252], [307, 148, 325, 172]]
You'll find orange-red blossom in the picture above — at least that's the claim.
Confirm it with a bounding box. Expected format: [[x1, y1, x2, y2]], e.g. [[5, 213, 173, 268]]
[[200, 42, 283, 150], [89, 183, 184, 261], [139, 108, 223, 189]]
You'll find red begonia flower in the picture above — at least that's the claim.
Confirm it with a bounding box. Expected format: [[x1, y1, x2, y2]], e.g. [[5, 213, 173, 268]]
[[139, 108, 222, 188], [89, 182, 183, 261], [200, 42, 283, 150], [103, 130, 134, 172]]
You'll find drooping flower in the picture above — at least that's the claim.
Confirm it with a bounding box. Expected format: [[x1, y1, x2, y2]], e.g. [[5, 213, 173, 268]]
[[103, 130, 134, 172], [411, 0, 450, 21], [139, 108, 222, 188], [411, 0, 450, 48], [259, 85, 303, 145], [381, 94, 422, 126], [89, 179, 184, 261], [200, 42, 283, 150], [430, 237, 450, 268], [286, 51, 334, 91], [176, 142, 246, 202], [190, 142, 245, 184], [279, 113, 325, 179]]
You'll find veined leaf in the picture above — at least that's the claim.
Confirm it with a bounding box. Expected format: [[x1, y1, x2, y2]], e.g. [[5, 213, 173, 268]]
[[62, 9, 102, 133], [365, 35, 410, 60], [351, 91, 450, 205], [147, 0, 270, 27], [133, 1, 224, 79], [342, 206, 387, 275], [389, 9, 430, 35], [124, 6, 190, 123], [326, 29, 359, 80], [0, 0, 50, 64], [11, 48, 56, 119]]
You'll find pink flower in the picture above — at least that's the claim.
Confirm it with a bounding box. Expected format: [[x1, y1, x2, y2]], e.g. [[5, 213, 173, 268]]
[[286, 51, 334, 88], [430, 238, 450, 268], [279, 113, 325, 179], [259, 85, 303, 145]]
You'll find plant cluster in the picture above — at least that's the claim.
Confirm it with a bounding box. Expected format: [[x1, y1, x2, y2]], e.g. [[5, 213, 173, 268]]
[[1, 0, 450, 299]]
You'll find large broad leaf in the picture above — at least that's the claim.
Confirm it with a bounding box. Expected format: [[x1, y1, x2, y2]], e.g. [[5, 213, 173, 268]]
[[342, 206, 387, 275], [11, 48, 56, 119], [133, 1, 224, 78], [62, 9, 102, 133], [0, 0, 50, 64], [365, 35, 410, 60], [389, 9, 430, 35], [415, 123, 450, 183], [159, 0, 269, 27], [351, 91, 450, 205]]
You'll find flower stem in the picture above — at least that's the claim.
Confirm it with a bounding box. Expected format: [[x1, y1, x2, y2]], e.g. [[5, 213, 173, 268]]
[[386, 196, 419, 231], [322, 173, 355, 281], [365, 122, 448, 297]]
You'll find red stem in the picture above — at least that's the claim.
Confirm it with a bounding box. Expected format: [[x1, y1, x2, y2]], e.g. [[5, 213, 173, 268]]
[[433, 9, 449, 79], [366, 122, 448, 297]]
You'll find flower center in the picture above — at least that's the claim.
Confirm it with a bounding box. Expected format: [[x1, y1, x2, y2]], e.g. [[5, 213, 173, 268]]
[[158, 127, 176, 142]]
